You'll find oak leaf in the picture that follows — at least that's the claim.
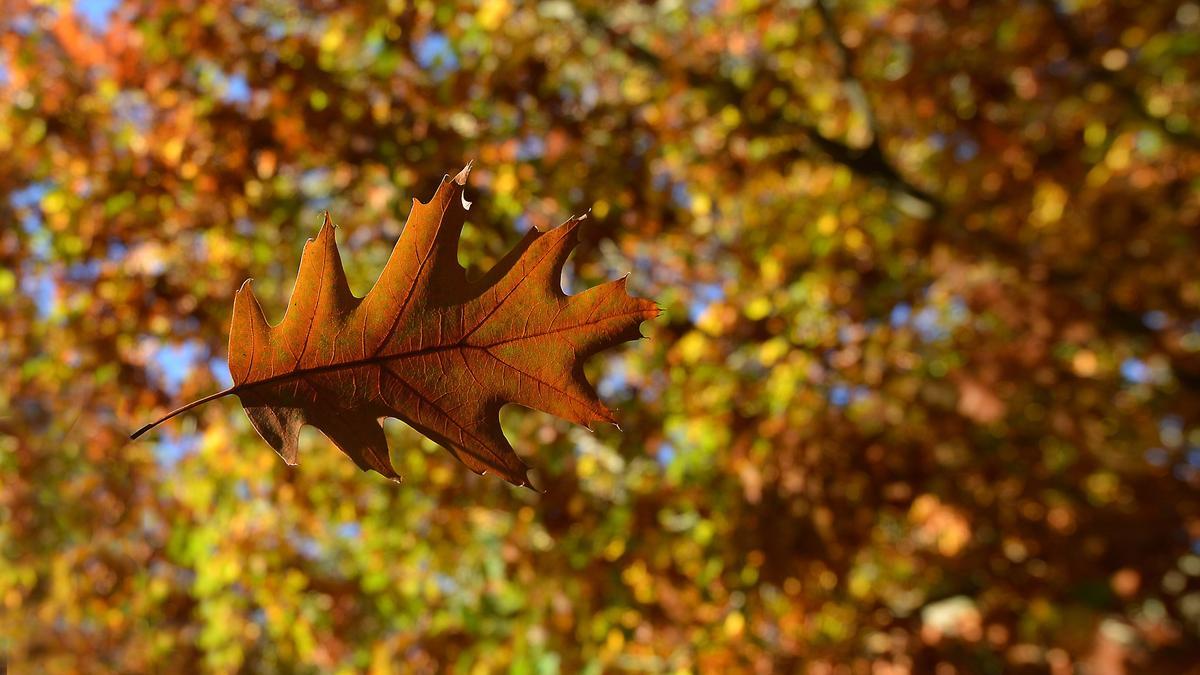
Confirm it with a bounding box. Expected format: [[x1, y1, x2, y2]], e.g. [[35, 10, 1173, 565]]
[[132, 164, 659, 487]]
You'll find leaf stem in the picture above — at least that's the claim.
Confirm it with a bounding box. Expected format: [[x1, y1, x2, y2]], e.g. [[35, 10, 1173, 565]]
[[129, 386, 239, 440]]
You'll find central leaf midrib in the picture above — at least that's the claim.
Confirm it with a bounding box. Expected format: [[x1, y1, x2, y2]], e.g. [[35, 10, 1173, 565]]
[[237, 342, 465, 395], [237, 294, 626, 398]]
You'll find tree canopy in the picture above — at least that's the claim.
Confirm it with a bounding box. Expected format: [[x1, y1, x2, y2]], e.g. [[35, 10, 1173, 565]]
[[2, 0, 1199, 672]]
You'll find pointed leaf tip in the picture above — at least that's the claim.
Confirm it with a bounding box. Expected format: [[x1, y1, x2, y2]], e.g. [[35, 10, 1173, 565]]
[[453, 160, 474, 186], [318, 212, 336, 237]]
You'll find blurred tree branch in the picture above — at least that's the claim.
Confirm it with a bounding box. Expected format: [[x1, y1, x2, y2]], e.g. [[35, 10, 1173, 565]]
[[582, 6, 944, 218], [584, 3, 1200, 397], [1038, 0, 1200, 149]]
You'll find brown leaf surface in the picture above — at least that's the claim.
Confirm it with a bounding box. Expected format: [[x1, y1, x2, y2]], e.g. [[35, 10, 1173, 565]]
[[133, 164, 659, 487]]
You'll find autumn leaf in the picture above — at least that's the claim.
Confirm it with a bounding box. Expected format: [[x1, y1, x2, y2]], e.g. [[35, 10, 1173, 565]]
[[131, 164, 659, 487]]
